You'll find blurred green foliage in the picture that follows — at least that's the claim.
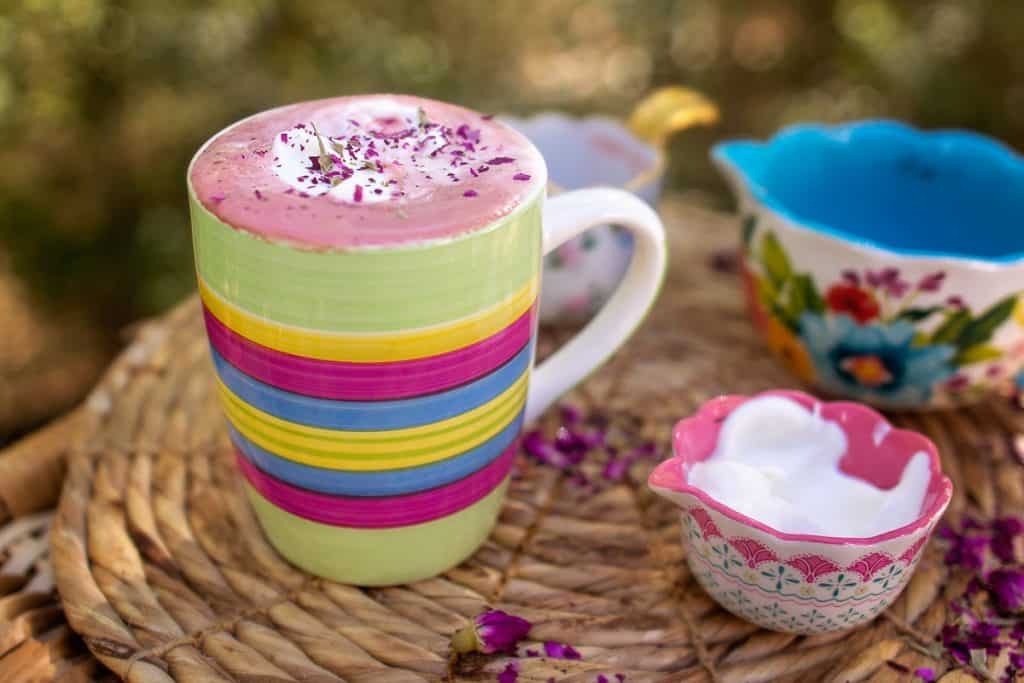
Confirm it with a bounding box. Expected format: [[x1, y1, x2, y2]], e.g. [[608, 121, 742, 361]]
[[3, 0, 1024, 333]]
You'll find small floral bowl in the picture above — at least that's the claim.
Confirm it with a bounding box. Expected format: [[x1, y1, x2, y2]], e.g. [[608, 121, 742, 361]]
[[714, 121, 1024, 409], [505, 87, 718, 323], [649, 390, 953, 635]]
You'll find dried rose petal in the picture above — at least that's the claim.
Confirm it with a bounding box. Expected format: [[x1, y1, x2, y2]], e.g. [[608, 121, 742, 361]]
[[939, 524, 989, 570], [913, 667, 935, 682], [513, 173, 532, 181], [991, 517, 1023, 563], [543, 641, 581, 660], [987, 568, 1024, 613], [463, 190, 478, 197], [451, 609, 531, 655], [560, 404, 582, 425], [602, 457, 629, 481], [497, 662, 519, 683], [487, 156, 515, 165], [523, 431, 582, 469]]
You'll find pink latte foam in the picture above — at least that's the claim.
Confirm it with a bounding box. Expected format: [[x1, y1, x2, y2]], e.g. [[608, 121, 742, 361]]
[[189, 95, 546, 249]]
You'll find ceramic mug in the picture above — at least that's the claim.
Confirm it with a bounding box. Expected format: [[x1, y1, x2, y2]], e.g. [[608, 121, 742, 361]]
[[188, 95, 667, 585], [715, 121, 1024, 409]]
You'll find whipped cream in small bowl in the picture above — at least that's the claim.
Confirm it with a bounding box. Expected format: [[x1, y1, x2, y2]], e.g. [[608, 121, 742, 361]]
[[649, 390, 952, 634]]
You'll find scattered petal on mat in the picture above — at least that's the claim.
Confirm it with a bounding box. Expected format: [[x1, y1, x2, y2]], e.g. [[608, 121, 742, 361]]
[[497, 661, 519, 683], [543, 640, 581, 660], [452, 609, 531, 654]]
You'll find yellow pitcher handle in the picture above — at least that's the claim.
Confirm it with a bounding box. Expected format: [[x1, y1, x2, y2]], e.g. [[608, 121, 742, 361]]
[[628, 86, 720, 147]]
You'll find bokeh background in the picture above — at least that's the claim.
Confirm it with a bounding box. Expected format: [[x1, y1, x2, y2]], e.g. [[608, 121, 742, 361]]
[[3, 0, 1024, 438]]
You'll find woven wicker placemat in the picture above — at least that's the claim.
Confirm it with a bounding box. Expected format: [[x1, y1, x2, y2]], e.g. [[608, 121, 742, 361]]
[[47, 200, 1024, 682]]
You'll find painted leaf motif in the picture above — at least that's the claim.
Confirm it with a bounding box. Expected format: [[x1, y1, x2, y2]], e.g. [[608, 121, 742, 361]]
[[786, 273, 824, 321], [688, 507, 722, 539], [730, 537, 779, 568], [896, 306, 942, 323], [845, 552, 894, 581], [956, 295, 1016, 349], [931, 309, 971, 345], [741, 215, 757, 248], [955, 343, 1003, 365], [786, 554, 841, 583], [759, 232, 791, 288]]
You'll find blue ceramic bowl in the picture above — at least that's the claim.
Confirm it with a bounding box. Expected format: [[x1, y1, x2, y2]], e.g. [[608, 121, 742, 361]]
[[713, 121, 1024, 409]]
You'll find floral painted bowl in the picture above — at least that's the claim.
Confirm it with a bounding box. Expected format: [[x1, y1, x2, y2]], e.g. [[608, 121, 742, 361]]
[[649, 390, 953, 635], [505, 87, 718, 323], [714, 121, 1024, 409]]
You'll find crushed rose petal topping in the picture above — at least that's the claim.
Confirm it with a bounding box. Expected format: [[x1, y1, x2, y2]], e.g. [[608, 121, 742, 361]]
[[269, 101, 532, 205]]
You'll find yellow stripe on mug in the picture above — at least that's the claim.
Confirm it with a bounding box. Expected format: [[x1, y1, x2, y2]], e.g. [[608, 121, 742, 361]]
[[198, 275, 539, 363], [216, 372, 528, 470]]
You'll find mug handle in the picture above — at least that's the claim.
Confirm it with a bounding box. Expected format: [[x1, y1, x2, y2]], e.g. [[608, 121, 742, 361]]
[[525, 187, 667, 423]]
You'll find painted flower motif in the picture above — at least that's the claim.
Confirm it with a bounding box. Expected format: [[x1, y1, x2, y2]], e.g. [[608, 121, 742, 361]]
[[451, 609, 531, 654], [765, 317, 817, 384], [825, 283, 880, 323], [799, 313, 956, 407]]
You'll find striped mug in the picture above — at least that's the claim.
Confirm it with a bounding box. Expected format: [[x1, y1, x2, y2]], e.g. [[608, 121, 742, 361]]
[[188, 94, 666, 585]]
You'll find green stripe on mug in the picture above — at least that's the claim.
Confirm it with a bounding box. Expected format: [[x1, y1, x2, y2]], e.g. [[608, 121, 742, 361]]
[[190, 187, 543, 333]]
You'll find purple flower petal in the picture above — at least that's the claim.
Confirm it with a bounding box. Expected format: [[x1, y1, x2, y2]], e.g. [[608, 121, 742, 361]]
[[597, 676, 609, 683], [475, 609, 532, 654], [463, 190, 478, 197], [991, 517, 1023, 563], [353, 185, 363, 203], [913, 667, 935, 682], [940, 523, 990, 570], [560, 404, 582, 425], [513, 173, 532, 181], [209, 193, 226, 204], [497, 662, 519, 683], [841, 269, 860, 286], [543, 640, 582, 660], [602, 457, 629, 481], [987, 568, 1024, 613], [487, 156, 515, 165]]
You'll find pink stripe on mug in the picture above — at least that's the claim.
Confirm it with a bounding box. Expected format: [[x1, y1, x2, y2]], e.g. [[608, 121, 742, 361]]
[[236, 439, 519, 528], [204, 304, 535, 401]]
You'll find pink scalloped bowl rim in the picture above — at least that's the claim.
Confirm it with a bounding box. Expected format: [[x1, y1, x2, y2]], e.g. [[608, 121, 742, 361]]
[[649, 389, 953, 546]]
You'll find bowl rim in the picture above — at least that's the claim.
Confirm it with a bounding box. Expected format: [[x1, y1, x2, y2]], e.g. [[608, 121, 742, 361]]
[[712, 119, 1024, 265], [649, 389, 954, 546]]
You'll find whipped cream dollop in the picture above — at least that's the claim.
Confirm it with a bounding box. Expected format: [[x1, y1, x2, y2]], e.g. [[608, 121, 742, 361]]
[[688, 396, 930, 537]]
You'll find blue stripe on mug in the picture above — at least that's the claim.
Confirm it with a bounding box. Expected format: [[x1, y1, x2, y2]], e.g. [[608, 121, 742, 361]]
[[210, 341, 532, 431], [227, 411, 525, 497]]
